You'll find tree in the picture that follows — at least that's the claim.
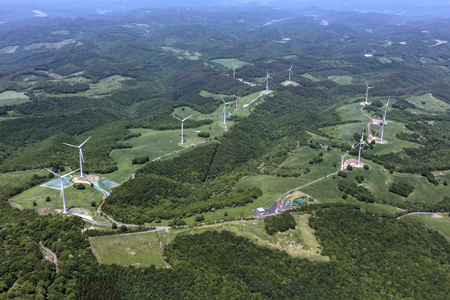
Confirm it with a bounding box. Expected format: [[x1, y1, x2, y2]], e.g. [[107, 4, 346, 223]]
[[195, 215, 205, 222], [112, 223, 117, 230], [224, 212, 228, 216], [342, 193, 348, 199], [33, 201, 37, 206], [48, 173, 55, 179], [347, 165, 353, 171], [364, 165, 369, 170], [46, 196, 51, 202], [91, 201, 96, 207], [444, 181, 448, 186], [120, 225, 127, 232]]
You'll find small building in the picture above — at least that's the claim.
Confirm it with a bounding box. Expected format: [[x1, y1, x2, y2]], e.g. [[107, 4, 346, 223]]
[[284, 200, 296, 206], [256, 207, 265, 214], [294, 199, 308, 205]]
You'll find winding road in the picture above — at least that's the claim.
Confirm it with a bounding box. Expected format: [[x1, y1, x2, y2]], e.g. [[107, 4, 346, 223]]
[[39, 240, 58, 272]]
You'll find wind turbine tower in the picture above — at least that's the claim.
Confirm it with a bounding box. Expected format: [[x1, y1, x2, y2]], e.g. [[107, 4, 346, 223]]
[[365, 81, 374, 105], [44, 168, 79, 214], [287, 64, 293, 81], [173, 115, 192, 144], [264, 70, 272, 92], [355, 128, 369, 167], [380, 97, 390, 143], [63, 137, 91, 178], [221, 96, 228, 132], [232, 63, 236, 79]]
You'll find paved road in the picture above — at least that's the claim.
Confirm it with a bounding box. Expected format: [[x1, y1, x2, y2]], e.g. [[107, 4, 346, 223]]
[[39, 240, 58, 271]]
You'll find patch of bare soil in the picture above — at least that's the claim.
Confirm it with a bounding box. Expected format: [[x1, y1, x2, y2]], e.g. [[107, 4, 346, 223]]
[[72, 175, 100, 183]]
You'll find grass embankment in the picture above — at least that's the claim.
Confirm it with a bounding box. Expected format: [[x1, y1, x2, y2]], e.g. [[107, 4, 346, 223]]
[[90, 214, 329, 268]]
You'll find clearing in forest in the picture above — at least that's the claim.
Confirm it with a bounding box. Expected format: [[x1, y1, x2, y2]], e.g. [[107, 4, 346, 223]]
[[406, 93, 450, 113], [211, 58, 247, 68], [328, 75, 353, 85], [414, 215, 450, 239], [90, 215, 329, 268], [0, 91, 29, 106]]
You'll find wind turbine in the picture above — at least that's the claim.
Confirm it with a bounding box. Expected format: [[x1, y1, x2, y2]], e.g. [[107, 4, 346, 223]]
[[287, 64, 293, 81], [232, 62, 236, 79], [173, 115, 192, 144], [221, 96, 228, 132], [63, 137, 91, 178], [264, 70, 272, 92], [44, 168, 79, 214], [365, 81, 374, 105], [355, 128, 369, 167], [380, 97, 390, 143]]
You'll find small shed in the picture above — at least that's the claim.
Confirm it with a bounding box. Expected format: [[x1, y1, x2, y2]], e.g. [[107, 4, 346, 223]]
[[256, 207, 265, 214], [294, 199, 307, 205]]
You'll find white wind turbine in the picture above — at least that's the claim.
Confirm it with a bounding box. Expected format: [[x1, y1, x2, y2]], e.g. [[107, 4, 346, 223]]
[[173, 115, 192, 144], [380, 97, 390, 143], [365, 81, 374, 105], [264, 69, 272, 92], [355, 128, 369, 167], [63, 137, 90, 178], [287, 64, 293, 81], [232, 62, 236, 79], [221, 96, 228, 132], [44, 168, 79, 214]]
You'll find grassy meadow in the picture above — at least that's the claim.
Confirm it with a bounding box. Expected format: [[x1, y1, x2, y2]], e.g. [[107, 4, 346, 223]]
[[328, 75, 353, 85], [0, 169, 48, 188], [0, 91, 29, 106], [9, 182, 102, 215], [211, 58, 247, 68], [406, 93, 450, 113], [90, 214, 329, 268], [414, 214, 450, 238]]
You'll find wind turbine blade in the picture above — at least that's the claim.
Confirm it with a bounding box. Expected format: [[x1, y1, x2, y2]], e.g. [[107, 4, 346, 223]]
[[365, 81, 368, 88], [221, 96, 226, 104], [61, 168, 80, 178], [79, 136, 91, 147], [80, 149, 85, 163], [182, 115, 192, 121], [172, 115, 182, 122], [63, 143, 79, 148], [44, 167, 61, 178]]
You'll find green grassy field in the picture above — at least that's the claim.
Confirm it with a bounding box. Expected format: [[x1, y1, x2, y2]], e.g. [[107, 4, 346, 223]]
[[161, 47, 201, 60], [0, 91, 29, 106], [23, 39, 75, 50], [301, 159, 449, 207], [89, 231, 170, 268], [199, 90, 231, 99], [414, 214, 450, 238], [0, 46, 18, 54], [406, 93, 450, 113], [301, 73, 320, 82], [377, 57, 392, 64], [51, 30, 69, 35], [328, 75, 353, 85], [90, 214, 329, 268], [105, 123, 225, 183], [9, 182, 102, 215], [211, 58, 247, 68], [233, 91, 267, 117], [0, 169, 49, 188]]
